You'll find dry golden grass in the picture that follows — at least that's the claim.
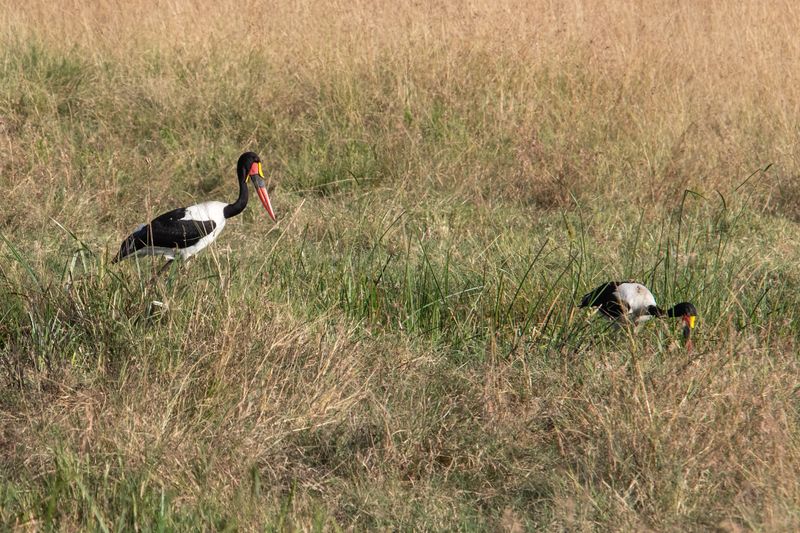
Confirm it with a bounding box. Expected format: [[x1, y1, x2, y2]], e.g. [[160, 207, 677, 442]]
[[2, 0, 800, 530]]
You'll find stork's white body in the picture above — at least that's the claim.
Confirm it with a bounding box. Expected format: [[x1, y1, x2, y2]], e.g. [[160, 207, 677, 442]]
[[612, 282, 658, 325], [172, 202, 227, 259], [122, 201, 228, 261]]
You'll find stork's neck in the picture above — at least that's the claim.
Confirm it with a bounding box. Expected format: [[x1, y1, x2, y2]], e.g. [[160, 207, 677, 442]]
[[223, 176, 248, 219]]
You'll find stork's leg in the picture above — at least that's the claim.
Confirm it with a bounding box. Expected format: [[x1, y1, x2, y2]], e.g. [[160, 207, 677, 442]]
[[157, 259, 175, 277], [148, 259, 175, 284]]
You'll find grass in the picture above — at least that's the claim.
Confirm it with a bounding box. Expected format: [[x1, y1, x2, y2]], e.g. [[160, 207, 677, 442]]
[[2, 0, 800, 529]]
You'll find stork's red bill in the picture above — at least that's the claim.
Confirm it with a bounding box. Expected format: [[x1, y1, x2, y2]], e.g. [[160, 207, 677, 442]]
[[248, 161, 276, 222]]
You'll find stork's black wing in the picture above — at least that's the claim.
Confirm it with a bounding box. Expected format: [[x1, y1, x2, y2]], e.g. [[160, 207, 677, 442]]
[[579, 281, 627, 319], [579, 282, 618, 308], [114, 207, 216, 262], [146, 208, 217, 248]]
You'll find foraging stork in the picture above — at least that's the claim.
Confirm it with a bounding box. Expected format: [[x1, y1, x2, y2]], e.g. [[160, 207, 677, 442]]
[[113, 152, 276, 269], [579, 281, 697, 349]]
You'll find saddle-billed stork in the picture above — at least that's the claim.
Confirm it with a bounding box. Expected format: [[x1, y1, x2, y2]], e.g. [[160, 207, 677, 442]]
[[113, 152, 276, 269], [579, 281, 697, 349]]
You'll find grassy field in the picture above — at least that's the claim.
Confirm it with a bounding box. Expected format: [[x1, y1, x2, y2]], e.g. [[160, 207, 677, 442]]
[[2, 0, 800, 529]]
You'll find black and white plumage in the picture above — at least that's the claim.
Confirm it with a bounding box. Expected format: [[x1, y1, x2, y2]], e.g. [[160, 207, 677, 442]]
[[579, 281, 698, 348], [113, 152, 276, 264]]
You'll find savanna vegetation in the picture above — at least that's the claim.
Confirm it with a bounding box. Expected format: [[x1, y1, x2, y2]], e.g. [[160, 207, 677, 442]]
[[2, 0, 800, 530]]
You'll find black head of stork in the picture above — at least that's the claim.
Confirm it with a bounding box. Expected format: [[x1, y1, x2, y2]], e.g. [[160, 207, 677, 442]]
[[664, 301, 697, 348], [226, 151, 277, 222], [113, 151, 278, 266]]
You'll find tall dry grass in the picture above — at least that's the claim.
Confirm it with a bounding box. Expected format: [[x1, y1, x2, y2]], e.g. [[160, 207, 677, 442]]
[[2, 0, 800, 530]]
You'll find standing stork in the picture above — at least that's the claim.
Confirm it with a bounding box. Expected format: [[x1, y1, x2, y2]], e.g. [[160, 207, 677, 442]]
[[113, 152, 276, 270], [579, 281, 697, 349]]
